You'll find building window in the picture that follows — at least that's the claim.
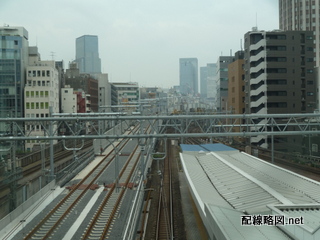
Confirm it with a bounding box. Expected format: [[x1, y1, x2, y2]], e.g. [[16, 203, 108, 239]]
[[267, 91, 287, 96], [267, 102, 287, 108], [26, 103, 30, 109], [307, 92, 314, 96], [267, 79, 287, 85]]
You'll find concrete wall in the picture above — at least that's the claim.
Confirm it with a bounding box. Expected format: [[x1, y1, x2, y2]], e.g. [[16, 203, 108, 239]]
[[0, 180, 55, 233]]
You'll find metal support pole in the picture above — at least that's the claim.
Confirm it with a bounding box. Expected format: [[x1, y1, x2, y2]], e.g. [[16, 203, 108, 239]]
[[49, 106, 54, 181], [271, 122, 274, 164], [99, 106, 103, 154], [107, 139, 119, 192]]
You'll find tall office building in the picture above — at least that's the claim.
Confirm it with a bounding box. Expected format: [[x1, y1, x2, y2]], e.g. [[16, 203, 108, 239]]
[[179, 58, 198, 96], [0, 26, 29, 132], [279, 0, 320, 108], [216, 56, 234, 112], [244, 29, 316, 151], [200, 66, 208, 99], [75, 35, 101, 74], [206, 63, 217, 102]]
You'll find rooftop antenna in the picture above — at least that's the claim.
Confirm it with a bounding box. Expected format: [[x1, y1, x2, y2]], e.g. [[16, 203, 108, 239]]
[[50, 51, 55, 60], [256, 12, 258, 30], [240, 39, 243, 51]]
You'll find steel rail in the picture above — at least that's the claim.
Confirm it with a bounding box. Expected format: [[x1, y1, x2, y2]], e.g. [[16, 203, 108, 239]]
[[82, 122, 153, 239], [23, 126, 139, 240], [81, 144, 140, 239], [156, 140, 173, 240]]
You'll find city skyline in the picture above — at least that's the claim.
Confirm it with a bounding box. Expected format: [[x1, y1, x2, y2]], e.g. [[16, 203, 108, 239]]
[[1, 0, 278, 88]]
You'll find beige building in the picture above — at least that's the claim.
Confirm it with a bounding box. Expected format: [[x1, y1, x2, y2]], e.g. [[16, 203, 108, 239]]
[[24, 60, 59, 151], [227, 51, 245, 115]]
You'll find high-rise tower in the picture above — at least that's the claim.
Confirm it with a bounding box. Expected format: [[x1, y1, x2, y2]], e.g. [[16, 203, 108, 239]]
[[75, 35, 101, 74], [179, 58, 198, 96]]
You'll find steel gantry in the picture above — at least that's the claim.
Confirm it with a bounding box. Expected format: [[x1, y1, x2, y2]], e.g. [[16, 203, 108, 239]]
[[0, 112, 319, 141], [1, 112, 320, 203]]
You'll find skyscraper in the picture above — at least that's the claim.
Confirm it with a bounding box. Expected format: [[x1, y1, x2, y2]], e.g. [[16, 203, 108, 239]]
[[75, 35, 101, 74], [179, 58, 198, 96], [279, 0, 320, 108]]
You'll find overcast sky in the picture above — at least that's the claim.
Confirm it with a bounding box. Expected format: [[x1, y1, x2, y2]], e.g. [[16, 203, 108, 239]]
[[1, 0, 279, 88]]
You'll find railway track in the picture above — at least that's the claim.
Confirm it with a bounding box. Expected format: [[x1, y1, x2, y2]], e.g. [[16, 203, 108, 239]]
[[81, 121, 154, 239], [142, 138, 186, 240], [81, 144, 141, 239], [23, 126, 139, 240], [156, 139, 173, 240]]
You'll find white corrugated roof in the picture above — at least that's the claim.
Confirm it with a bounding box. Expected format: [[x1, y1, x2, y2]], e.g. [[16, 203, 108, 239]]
[[180, 144, 320, 239], [206, 204, 292, 240], [198, 153, 282, 213]]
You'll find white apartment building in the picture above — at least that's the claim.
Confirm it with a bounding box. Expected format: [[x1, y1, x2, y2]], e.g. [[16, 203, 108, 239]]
[[61, 86, 77, 113], [24, 60, 59, 151]]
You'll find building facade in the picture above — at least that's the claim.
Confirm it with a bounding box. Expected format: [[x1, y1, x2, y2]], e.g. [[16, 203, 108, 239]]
[[200, 66, 208, 99], [227, 51, 245, 115], [75, 35, 101, 74], [206, 63, 217, 105], [65, 62, 99, 112], [279, 0, 320, 108], [244, 29, 317, 151], [24, 60, 59, 150], [179, 58, 198, 96], [111, 82, 139, 106], [216, 56, 234, 112], [0, 26, 29, 131]]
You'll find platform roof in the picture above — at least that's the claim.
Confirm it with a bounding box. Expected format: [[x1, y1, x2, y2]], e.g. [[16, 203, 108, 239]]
[[180, 143, 236, 152], [180, 144, 320, 240]]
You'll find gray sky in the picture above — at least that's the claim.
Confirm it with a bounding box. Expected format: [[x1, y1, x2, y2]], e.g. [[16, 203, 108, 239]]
[[1, 0, 279, 88]]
